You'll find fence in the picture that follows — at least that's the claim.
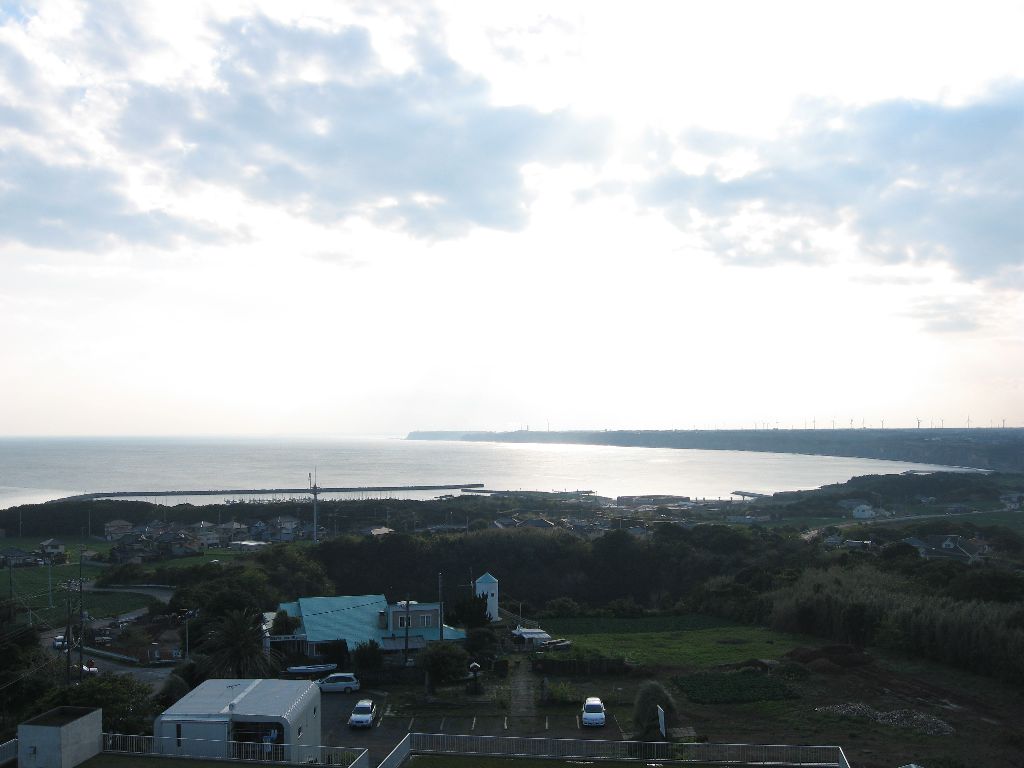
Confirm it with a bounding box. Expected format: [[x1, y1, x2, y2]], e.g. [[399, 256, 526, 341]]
[[409, 733, 850, 767], [0, 738, 17, 766], [103, 732, 368, 767], [377, 733, 412, 768]]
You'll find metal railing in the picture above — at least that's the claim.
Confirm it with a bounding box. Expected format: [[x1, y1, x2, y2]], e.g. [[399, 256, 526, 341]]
[[377, 733, 412, 768], [409, 733, 850, 766], [103, 732, 367, 766], [0, 738, 17, 766]]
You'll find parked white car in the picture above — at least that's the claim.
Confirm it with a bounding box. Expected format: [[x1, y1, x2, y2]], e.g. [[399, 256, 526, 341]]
[[348, 699, 377, 728], [581, 697, 606, 727], [316, 672, 360, 693]]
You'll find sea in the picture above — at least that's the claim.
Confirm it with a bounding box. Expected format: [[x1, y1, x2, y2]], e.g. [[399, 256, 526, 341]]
[[0, 436, 964, 511]]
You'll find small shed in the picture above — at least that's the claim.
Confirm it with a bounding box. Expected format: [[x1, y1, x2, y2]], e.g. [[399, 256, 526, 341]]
[[511, 626, 552, 647], [474, 572, 499, 622], [18, 706, 101, 768], [153, 679, 320, 761]]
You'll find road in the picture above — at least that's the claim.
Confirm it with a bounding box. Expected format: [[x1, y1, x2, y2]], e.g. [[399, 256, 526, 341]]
[[802, 508, 994, 541]]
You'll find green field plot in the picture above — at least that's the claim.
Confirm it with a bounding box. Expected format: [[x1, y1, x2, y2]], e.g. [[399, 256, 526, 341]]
[[10, 561, 104, 596], [18, 590, 157, 626], [548, 621, 805, 668], [1, 536, 114, 556], [675, 669, 797, 704], [543, 614, 732, 635], [147, 549, 252, 569]]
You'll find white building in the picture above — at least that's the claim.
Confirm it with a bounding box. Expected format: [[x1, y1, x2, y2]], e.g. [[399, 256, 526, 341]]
[[851, 504, 877, 519], [153, 679, 320, 762], [475, 572, 499, 622]]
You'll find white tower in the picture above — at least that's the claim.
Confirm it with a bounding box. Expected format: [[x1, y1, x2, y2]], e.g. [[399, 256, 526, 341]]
[[475, 572, 499, 622]]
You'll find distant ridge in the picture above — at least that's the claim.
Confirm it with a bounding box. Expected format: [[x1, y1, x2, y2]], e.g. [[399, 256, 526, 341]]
[[407, 428, 1024, 473]]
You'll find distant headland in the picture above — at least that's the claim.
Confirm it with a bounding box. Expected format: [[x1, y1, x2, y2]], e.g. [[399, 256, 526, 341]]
[[407, 427, 1024, 473]]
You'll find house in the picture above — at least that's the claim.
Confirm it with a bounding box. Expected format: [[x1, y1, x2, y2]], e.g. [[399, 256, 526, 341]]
[[266, 594, 466, 659], [153, 679, 320, 762], [39, 539, 65, 557], [110, 534, 156, 564], [188, 522, 222, 548], [842, 540, 872, 550], [517, 518, 556, 529], [902, 535, 986, 564], [0, 547, 36, 567], [823, 534, 843, 549], [850, 504, 877, 519], [837, 499, 871, 512], [155, 531, 204, 558], [103, 519, 133, 541], [216, 522, 248, 546]]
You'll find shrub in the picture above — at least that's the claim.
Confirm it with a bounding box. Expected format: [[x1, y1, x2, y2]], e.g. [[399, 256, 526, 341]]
[[633, 680, 678, 739]]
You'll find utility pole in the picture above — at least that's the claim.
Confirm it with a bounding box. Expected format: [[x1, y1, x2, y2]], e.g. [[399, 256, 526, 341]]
[[64, 585, 72, 687], [403, 596, 411, 666], [310, 471, 319, 545], [78, 537, 84, 681], [438, 573, 444, 642]]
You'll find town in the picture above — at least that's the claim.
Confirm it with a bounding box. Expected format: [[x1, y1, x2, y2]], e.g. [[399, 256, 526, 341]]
[[2, 470, 1024, 768]]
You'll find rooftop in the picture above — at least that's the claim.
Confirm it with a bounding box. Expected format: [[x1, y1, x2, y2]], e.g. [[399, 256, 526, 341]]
[[160, 679, 317, 721]]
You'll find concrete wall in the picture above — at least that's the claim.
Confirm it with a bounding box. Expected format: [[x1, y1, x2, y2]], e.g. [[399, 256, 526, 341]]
[[153, 717, 230, 759], [18, 708, 101, 768], [284, 688, 321, 759]]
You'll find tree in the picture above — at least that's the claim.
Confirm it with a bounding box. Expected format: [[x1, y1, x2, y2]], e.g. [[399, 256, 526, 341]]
[[632, 680, 677, 739], [321, 640, 350, 670], [270, 610, 299, 636], [38, 673, 158, 733], [198, 608, 280, 679], [465, 627, 498, 659], [352, 640, 383, 672], [418, 642, 469, 689], [447, 594, 490, 629], [541, 597, 580, 617]]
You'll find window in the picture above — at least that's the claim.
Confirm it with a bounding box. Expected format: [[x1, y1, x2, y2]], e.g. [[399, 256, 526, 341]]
[[398, 615, 410, 628], [420, 615, 432, 627], [176, 724, 182, 747]]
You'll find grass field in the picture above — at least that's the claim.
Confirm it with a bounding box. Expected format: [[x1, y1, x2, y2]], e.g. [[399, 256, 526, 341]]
[[150, 548, 252, 569], [8, 561, 105, 595], [1, 535, 113, 556], [543, 616, 805, 668]]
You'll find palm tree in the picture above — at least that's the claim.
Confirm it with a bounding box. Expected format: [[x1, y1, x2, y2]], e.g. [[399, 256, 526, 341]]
[[199, 608, 280, 679]]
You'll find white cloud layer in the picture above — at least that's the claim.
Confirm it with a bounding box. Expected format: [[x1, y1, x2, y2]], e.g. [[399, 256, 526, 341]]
[[0, 1, 1022, 434]]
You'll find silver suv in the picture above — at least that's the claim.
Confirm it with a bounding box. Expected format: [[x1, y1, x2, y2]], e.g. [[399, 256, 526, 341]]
[[316, 672, 360, 693]]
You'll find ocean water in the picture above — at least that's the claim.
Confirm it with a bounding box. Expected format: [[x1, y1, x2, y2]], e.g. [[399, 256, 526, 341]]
[[0, 436, 960, 510]]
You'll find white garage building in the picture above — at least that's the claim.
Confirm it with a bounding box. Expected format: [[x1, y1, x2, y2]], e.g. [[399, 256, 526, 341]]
[[154, 679, 320, 762]]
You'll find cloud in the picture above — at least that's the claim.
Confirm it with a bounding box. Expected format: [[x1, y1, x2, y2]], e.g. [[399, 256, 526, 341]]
[[0, 9, 606, 252], [906, 297, 982, 334], [643, 86, 1024, 282], [113, 15, 607, 239], [0, 151, 212, 250]]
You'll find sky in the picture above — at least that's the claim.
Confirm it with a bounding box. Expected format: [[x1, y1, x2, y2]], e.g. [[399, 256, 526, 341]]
[[1, 0, 1022, 436]]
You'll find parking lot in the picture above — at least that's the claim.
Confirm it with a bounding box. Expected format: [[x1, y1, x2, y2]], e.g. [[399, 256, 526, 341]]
[[321, 691, 625, 767]]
